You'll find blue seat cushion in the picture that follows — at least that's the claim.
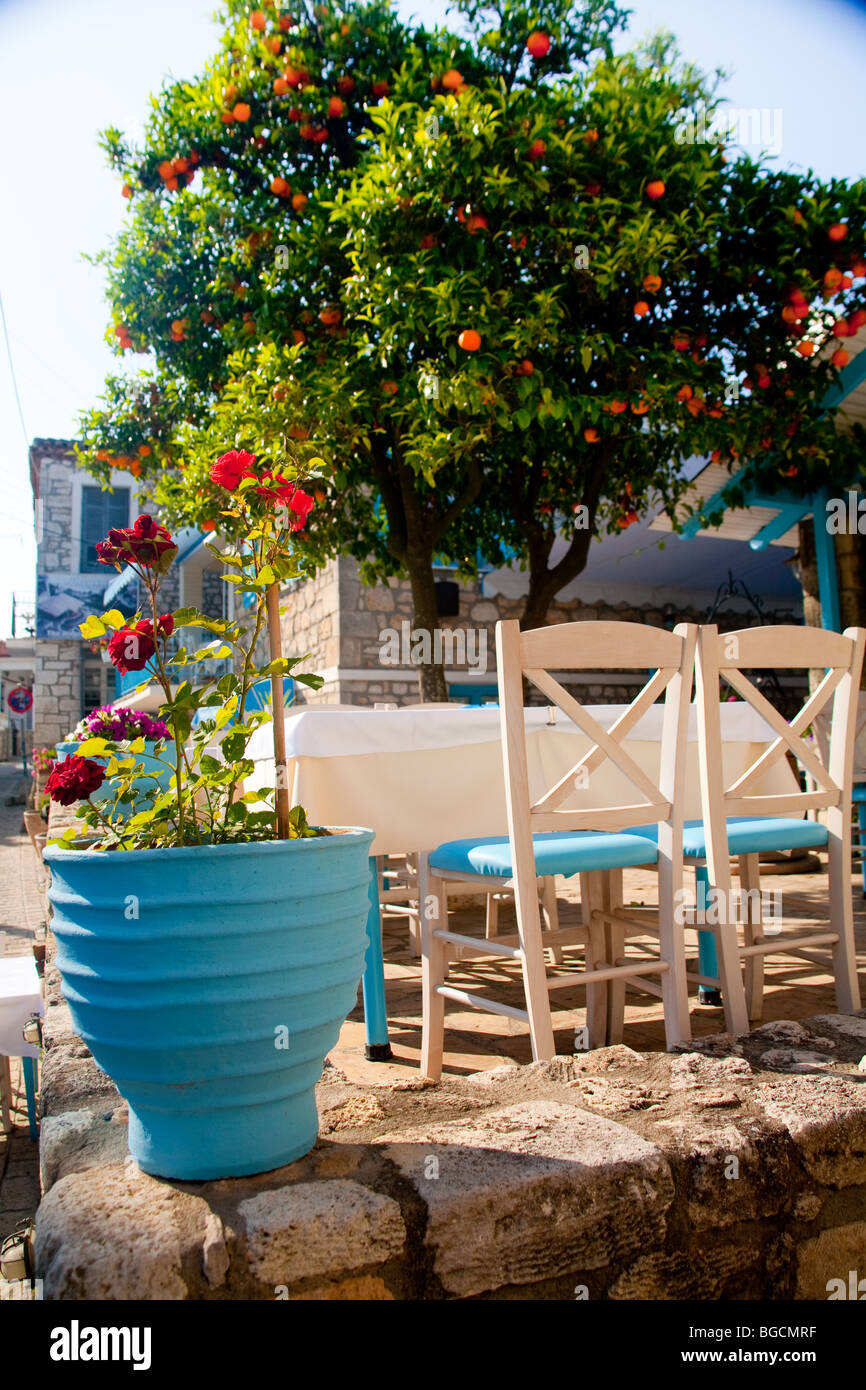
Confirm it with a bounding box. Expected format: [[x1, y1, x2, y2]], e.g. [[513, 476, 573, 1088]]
[[430, 831, 659, 880], [626, 817, 829, 858], [852, 784, 866, 803]]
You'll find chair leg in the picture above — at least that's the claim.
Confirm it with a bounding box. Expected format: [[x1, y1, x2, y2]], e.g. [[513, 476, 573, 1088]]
[[656, 846, 692, 1050], [0, 1055, 11, 1133], [857, 802, 866, 897], [582, 872, 610, 1049], [539, 876, 563, 964], [419, 854, 449, 1080], [739, 853, 764, 1022], [21, 1057, 38, 1141], [827, 814, 862, 1013], [604, 869, 626, 1045], [485, 890, 500, 939]]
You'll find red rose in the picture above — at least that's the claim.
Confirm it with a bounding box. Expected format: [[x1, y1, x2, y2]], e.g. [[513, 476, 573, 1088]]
[[254, 476, 315, 530], [107, 624, 157, 674], [211, 450, 256, 490], [156, 612, 174, 638], [287, 486, 315, 531], [102, 516, 176, 573], [46, 756, 106, 806]]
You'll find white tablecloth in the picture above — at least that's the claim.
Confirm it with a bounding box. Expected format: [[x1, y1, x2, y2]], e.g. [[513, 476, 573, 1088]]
[[245, 703, 797, 856], [0, 957, 42, 1060]]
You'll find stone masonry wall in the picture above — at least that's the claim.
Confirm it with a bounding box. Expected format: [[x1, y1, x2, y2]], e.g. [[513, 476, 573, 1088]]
[[33, 939, 866, 1302], [282, 555, 785, 706], [32, 642, 81, 747]]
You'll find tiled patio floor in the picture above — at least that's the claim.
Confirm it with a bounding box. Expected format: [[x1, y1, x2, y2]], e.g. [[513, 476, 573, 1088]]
[[332, 858, 866, 1083]]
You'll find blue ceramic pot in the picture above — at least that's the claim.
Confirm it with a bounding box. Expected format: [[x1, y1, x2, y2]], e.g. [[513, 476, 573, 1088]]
[[44, 829, 375, 1179], [54, 741, 173, 814]]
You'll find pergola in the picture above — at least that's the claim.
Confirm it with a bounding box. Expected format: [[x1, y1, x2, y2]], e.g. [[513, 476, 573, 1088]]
[[651, 325, 866, 632]]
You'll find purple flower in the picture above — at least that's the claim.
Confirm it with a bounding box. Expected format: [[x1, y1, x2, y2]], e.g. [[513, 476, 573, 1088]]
[[81, 705, 170, 742]]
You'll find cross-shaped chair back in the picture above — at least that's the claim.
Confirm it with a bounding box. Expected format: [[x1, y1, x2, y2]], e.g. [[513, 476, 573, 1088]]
[[496, 619, 698, 840], [696, 624, 866, 826]]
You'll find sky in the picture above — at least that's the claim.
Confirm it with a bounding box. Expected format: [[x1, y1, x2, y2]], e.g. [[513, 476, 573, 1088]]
[[1, 0, 865, 640]]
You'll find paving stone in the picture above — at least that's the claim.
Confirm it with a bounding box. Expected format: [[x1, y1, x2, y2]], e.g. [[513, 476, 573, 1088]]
[[238, 1179, 406, 1287], [383, 1099, 674, 1298]]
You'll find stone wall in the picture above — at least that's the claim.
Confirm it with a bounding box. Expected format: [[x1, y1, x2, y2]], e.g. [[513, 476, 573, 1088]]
[[32, 642, 81, 747], [280, 556, 800, 707], [33, 942, 866, 1301]]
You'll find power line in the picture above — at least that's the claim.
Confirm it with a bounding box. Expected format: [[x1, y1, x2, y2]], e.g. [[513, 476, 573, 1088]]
[[0, 288, 30, 447]]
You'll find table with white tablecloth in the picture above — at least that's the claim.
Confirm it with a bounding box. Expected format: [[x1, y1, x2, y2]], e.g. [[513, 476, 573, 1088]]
[[245, 703, 798, 1056], [0, 956, 43, 1138]]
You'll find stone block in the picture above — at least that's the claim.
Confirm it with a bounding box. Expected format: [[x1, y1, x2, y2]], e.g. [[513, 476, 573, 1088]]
[[795, 1222, 866, 1299], [383, 1099, 673, 1297], [238, 1180, 405, 1287], [752, 1075, 866, 1187], [40, 1108, 130, 1192], [609, 1246, 763, 1300], [36, 1163, 212, 1299]]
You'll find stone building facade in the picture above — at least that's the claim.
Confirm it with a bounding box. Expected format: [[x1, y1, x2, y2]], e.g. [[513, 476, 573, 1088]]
[[30, 440, 145, 746], [279, 550, 803, 707]]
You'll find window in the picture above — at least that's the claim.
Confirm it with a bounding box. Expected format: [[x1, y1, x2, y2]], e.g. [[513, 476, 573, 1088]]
[[80, 486, 130, 573]]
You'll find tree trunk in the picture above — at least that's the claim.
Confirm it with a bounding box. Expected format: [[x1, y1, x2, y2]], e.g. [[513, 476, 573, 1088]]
[[405, 546, 449, 701]]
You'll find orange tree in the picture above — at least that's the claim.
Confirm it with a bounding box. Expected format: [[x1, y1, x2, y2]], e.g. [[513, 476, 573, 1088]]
[[80, 0, 866, 697]]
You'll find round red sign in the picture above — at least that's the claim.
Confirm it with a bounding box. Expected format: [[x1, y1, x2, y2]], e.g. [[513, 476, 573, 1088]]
[[7, 686, 33, 714]]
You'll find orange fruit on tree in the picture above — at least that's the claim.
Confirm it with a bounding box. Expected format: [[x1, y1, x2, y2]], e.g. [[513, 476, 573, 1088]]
[[832, 347, 850, 368], [336, 75, 356, 95], [458, 328, 481, 351], [526, 30, 551, 57], [319, 305, 342, 325], [824, 268, 843, 291], [201, 519, 216, 532], [828, 223, 848, 242], [633, 300, 649, 317], [223, 84, 238, 103], [848, 307, 866, 330], [686, 396, 704, 416], [642, 274, 662, 293], [527, 139, 546, 160], [645, 179, 665, 200], [266, 36, 281, 54], [672, 333, 690, 351], [381, 380, 398, 396], [832, 318, 851, 337], [233, 102, 251, 122], [441, 68, 463, 90], [517, 359, 533, 375], [138, 444, 151, 457], [122, 183, 133, 198], [675, 385, 693, 402], [372, 79, 390, 97], [584, 128, 599, 144], [270, 176, 290, 196], [851, 260, 866, 278], [795, 340, 815, 357], [292, 193, 308, 212], [467, 213, 488, 233], [273, 77, 289, 95], [328, 96, 345, 117], [291, 329, 307, 345], [584, 427, 599, 442], [631, 397, 649, 414], [610, 398, 627, 414], [250, 10, 266, 30]]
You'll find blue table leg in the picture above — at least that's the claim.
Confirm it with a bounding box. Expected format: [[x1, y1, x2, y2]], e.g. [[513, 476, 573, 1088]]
[[21, 1056, 37, 1140], [361, 856, 393, 1061], [857, 802, 866, 897], [695, 865, 722, 1007]]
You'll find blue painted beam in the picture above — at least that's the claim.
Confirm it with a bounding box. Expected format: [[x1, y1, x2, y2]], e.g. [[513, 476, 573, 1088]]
[[821, 345, 866, 412], [748, 504, 810, 550], [813, 488, 842, 631]]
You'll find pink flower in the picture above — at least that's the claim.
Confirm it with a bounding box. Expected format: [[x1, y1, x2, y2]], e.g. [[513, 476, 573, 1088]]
[[211, 450, 256, 490]]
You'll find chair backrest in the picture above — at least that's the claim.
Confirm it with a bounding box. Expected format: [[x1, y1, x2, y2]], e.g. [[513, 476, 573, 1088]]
[[696, 624, 866, 825], [812, 689, 866, 783], [495, 619, 698, 838]]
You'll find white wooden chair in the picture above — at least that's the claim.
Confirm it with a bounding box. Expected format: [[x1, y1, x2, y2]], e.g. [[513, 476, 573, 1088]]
[[419, 619, 697, 1076], [693, 623, 865, 1029]]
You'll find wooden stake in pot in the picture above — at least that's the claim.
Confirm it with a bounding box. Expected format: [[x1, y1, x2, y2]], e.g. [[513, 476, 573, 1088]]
[[266, 582, 290, 840]]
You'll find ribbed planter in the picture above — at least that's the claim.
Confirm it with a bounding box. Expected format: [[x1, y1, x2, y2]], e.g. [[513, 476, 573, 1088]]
[[54, 741, 173, 815], [44, 829, 375, 1179]]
